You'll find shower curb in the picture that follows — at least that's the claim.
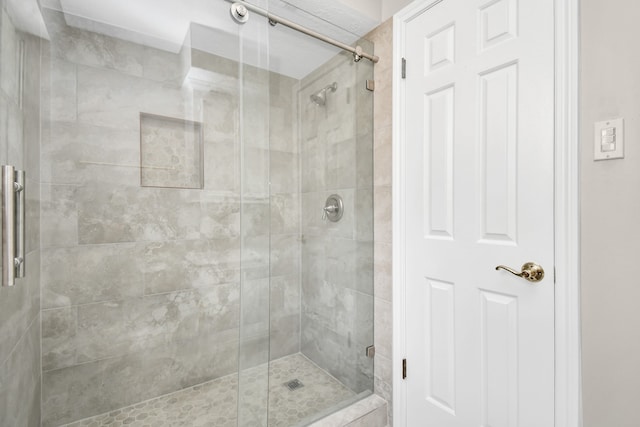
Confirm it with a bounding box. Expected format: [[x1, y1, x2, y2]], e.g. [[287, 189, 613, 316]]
[[309, 394, 388, 427]]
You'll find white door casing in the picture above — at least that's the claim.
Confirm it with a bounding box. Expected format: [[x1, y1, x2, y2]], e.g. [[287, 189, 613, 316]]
[[392, 0, 568, 425]]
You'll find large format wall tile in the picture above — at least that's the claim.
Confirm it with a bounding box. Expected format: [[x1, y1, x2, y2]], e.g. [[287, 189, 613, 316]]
[[199, 196, 242, 238], [301, 136, 326, 192], [203, 91, 238, 142], [270, 313, 300, 360], [0, 315, 41, 427], [0, 251, 40, 365], [77, 185, 202, 244], [270, 234, 300, 277], [241, 234, 270, 280], [42, 243, 145, 309], [6, 101, 23, 167], [203, 138, 239, 193], [270, 150, 298, 193], [74, 284, 239, 364], [46, 57, 77, 123], [270, 193, 300, 235], [326, 138, 357, 190], [301, 314, 373, 395], [40, 184, 79, 248], [76, 64, 193, 131], [142, 238, 240, 294], [270, 274, 301, 317], [202, 92, 240, 193], [301, 259, 373, 344], [268, 73, 299, 153], [42, 121, 140, 186], [242, 147, 270, 197], [325, 238, 374, 296], [42, 334, 239, 427], [142, 46, 183, 84], [0, 9, 18, 102], [356, 133, 374, 189], [44, 9, 144, 77], [42, 306, 77, 372]]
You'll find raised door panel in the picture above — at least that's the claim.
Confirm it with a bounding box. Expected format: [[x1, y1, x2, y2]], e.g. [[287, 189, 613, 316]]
[[424, 86, 455, 240], [478, 63, 518, 244]]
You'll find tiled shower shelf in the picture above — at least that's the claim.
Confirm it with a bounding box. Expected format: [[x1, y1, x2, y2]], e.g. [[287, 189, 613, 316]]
[[139, 113, 204, 189]]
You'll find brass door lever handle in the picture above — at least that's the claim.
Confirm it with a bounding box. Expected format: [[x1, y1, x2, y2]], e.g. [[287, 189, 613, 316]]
[[495, 262, 545, 283]]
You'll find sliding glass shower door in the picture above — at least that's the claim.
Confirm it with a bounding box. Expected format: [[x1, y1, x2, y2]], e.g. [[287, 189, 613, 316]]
[[234, 2, 376, 424], [236, 1, 272, 424]]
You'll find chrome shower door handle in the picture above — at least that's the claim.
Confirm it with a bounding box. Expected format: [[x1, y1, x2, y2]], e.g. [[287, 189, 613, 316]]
[[2, 165, 25, 287], [15, 170, 25, 279]]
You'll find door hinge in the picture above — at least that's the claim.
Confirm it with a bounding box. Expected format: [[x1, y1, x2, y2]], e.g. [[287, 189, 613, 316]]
[[401, 57, 407, 79], [402, 358, 407, 379]]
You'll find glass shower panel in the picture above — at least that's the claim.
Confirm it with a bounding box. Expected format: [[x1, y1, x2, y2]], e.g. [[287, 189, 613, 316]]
[[234, 1, 376, 423], [39, 3, 246, 425], [294, 39, 375, 424], [237, 1, 272, 425]]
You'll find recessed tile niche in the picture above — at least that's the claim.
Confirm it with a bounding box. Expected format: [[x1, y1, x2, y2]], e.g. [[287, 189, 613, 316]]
[[140, 113, 204, 189]]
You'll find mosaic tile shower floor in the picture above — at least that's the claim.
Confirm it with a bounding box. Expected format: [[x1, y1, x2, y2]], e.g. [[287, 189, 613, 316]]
[[62, 354, 356, 427]]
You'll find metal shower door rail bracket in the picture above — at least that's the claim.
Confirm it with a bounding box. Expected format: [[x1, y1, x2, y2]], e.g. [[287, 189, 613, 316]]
[[227, 0, 379, 64]]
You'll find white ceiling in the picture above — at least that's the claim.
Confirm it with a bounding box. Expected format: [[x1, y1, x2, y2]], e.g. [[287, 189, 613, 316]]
[[39, 0, 383, 79]]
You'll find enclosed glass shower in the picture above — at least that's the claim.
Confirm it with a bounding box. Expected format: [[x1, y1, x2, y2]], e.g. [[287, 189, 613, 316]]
[[31, 0, 376, 426]]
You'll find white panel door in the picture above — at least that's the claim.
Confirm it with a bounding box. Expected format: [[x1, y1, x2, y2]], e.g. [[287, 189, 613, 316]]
[[403, 0, 555, 426]]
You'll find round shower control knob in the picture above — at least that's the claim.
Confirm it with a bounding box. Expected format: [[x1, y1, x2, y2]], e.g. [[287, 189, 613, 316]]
[[322, 194, 344, 222]]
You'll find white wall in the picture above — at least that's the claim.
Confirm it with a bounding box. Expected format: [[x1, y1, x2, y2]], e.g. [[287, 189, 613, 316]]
[[580, 1, 640, 426], [381, 0, 413, 20], [336, 0, 382, 21], [333, 0, 412, 22]]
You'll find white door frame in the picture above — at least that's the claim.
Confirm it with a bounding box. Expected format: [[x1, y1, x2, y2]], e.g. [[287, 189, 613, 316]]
[[391, 0, 582, 426]]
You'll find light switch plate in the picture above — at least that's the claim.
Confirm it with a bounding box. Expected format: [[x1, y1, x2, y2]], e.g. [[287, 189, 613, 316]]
[[594, 118, 624, 161]]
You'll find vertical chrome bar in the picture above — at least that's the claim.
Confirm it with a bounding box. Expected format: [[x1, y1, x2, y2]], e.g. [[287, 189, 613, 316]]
[[15, 170, 25, 279], [2, 165, 16, 287]]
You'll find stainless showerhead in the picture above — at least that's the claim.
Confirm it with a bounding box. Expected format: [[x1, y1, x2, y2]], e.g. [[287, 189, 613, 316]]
[[310, 92, 325, 106], [310, 82, 338, 106]]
